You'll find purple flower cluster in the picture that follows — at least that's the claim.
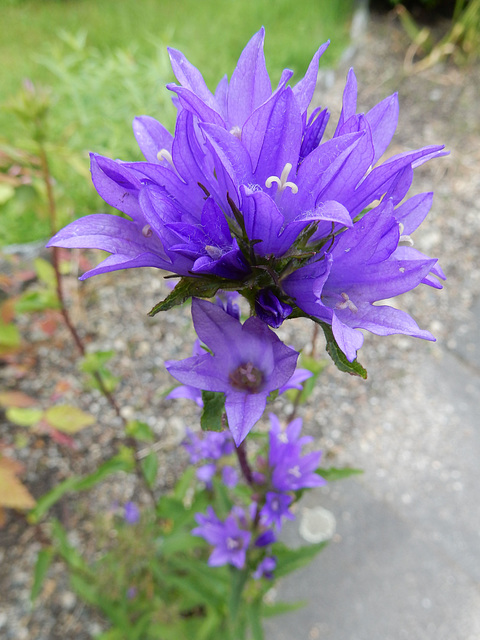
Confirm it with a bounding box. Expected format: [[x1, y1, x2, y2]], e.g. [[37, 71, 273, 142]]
[[188, 414, 325, 577], [48, 28, 446, 364]]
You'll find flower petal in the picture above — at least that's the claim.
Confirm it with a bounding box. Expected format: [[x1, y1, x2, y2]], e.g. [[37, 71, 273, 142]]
[[225, 390, 269, 445], [132, 116, 173, 164], [292, 42, 329, 114], [227, 27, 272, 128]]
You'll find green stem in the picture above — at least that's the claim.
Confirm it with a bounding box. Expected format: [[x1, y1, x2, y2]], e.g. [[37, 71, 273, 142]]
[[227, 567, 249, 638]]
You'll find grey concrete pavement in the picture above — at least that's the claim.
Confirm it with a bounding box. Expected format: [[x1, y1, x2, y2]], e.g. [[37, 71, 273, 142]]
[[265, 343, 480, 640]]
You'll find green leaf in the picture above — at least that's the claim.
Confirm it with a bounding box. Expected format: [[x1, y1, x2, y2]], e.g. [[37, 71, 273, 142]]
[[0, 183, 15, 205], [125, 419, 154, 442], [79, 350, 120, 393], [266, 389, 279, 403], [148, 276, 227, 316], [80, 350, 115, 373], [272, 541, 328, 578], [28, 453, 135, 522], [6, 406, 44, 427], [200, 391, 225, 432], [228, 567, 248, 624], [15, 290, 60, 313], [196, 609, 222, 640], [261, 599, 307, 617], [34, 257, 57, 290], [141, 451, 158, 488], [0, 321, 20, 349], [44, 405, 95, 433], [69, 572, 100, 607], [319, 321, 367, 379], [73, 452, 135, 491], [212, 476, 233, 518], [173, 465, 196, 502], [247, 598, 264, 640], [162, 557, 230, 611], [28, 476, 80, 523], [50, 519, 91, 573], [31, 547, 54, 601], [317, 466, 363, 482]]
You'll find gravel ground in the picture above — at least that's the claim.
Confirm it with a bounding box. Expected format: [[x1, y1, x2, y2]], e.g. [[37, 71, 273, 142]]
[[1, 9, 479, 639]]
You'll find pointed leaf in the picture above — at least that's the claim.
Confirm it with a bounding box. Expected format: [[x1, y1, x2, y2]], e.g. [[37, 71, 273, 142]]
[[44, 405, 95, 434], [31, 548, 54, 601], [317, 467, 363, 481], [247, 598, 264, 640], [125, 420, 154, 442], [319, 321, 367, 379], [272, 540, 328, 578], [261, 599, 307, 617], [0, 391, 37, 408], [149, 277, 224, 315], [0, 458, 36, 509], [34, 257, 57, 290], [28, 476, 80, 523], [72, 451, 135, 491], [6, 407, 44, 427], [0, 321, 21, 351], [141, 451, 158, 488]]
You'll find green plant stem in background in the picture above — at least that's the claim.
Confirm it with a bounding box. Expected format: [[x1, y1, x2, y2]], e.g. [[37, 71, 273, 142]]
[[397, 0, 480, 70]]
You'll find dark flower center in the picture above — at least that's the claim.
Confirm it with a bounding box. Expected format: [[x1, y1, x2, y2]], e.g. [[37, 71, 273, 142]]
[[229, 362, 264, 392]]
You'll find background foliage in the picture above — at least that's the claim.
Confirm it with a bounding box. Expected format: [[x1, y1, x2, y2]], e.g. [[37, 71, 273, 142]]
[[0, 0, 355, 246]]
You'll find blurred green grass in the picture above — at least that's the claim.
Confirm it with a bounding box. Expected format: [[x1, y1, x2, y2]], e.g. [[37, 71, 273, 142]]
[[0, 0, 355, 246]]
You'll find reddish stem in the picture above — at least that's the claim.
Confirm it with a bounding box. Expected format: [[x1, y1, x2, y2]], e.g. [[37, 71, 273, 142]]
[[235, 439, 254, 487]]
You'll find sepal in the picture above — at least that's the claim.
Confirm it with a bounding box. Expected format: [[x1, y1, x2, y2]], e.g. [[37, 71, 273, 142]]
[[148, 276, 239, 316]]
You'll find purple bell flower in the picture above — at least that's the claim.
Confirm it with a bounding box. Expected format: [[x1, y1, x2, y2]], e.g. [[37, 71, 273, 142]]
[[124, 502, 140, 525], [253, 556, 277, 580], [165, 299, 299, 445], [255, 289, 292, 328], [260, 491, 295, 530], [192, 506, 251, 569], [267, 414, 325, 492]]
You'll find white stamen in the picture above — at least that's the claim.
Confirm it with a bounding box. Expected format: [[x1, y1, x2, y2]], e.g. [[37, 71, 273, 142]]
[[278, 433, 289, 443], [265, 162, 298, 194], [398, 222, 414, 247], [399, 267, 405, 273], [156, 148, 174, 167], [288, 465, 302, 478], [399, 234, 414, 247], [227, 537, 240, 550], [142, 224, 153, 237], [336, 292, 358, 313], [205, 245, 223, 259], [229, 125, 242, 139]]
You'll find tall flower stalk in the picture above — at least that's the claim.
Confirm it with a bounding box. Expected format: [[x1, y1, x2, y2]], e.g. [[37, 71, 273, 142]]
[[45, 28, 446, 627]]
